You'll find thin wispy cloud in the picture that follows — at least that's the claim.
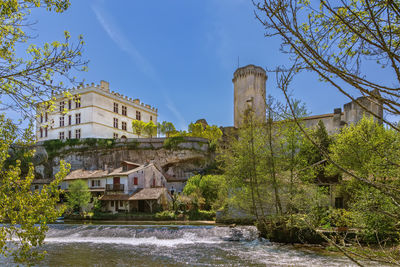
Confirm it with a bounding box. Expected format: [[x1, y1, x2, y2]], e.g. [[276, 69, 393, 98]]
[[91, 2, 186, 128], [91, 3, 156, 79]]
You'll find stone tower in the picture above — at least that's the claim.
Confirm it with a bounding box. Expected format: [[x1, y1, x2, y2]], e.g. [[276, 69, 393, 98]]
[[232, 64, 267, 128]]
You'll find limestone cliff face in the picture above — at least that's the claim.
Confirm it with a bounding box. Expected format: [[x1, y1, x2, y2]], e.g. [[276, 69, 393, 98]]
[[34, 137, 215, 181]]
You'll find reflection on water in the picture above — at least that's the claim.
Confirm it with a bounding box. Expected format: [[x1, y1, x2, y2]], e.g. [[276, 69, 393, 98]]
[[1, 224, 356, 267]]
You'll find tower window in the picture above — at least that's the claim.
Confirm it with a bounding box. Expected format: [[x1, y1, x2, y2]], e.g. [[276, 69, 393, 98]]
[[59, 132, 65, 140], [122, 121, 127, 131], [136, 111, 141, 120], [113, 103, 119, 113], [113, 118, 118, 128], [122, 106, 127, 116]]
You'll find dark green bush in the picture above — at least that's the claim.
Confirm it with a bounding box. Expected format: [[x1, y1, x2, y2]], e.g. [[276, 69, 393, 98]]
[[155, 210, 176, 220]]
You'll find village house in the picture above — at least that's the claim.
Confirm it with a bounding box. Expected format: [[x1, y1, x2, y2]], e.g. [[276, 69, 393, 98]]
[[36, 80, 158, 141], [61, 161, 172, 213]]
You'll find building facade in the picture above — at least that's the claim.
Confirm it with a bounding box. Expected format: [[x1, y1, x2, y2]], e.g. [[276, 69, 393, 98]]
[[36, 80, 158, 141], [62, 161, 171, 213], [233, 64, 383, 133]]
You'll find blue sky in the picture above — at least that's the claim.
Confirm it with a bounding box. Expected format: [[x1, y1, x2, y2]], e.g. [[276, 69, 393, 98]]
[[23, 0, 391, 129]]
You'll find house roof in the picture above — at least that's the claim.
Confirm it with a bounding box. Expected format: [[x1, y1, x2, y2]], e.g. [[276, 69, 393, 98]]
[[98, 188, 168, 201], [64, 169, 110, 180], [129, 188, 167, 200], [121, 161, 141, 168], [99, 194, 132, 201], [164, 173, 187, 182], [64, 163, 166, 182]]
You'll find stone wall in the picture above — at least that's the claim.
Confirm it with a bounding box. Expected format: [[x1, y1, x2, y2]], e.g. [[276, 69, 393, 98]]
[[33, 137, 215, 182]]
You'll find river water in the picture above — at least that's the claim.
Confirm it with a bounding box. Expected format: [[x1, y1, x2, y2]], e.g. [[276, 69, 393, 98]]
[[1, 223, 357, 266]]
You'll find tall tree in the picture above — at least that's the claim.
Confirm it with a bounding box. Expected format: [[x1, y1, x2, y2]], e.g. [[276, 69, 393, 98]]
[[143, 121, 157, 138], [254, 0, 399, 130], [66, 179, 91, 214], [0, 0, 85, 264], [132, 120, 145, 138], [159, 121, 176, 137], [0, 116, 70, 263]]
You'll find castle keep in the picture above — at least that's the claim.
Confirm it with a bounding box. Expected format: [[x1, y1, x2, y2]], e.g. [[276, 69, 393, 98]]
[[232, 64, 383, 132]]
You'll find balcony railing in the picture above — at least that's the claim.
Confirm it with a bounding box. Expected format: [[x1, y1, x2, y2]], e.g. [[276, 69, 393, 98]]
[[106, 184, 124, 191]]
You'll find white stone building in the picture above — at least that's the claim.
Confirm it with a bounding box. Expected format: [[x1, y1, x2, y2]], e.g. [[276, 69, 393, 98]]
[[36, 80, 158, 141]]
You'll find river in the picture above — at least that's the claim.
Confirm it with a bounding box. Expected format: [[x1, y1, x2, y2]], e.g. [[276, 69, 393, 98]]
[[1, 223, 358, 266]]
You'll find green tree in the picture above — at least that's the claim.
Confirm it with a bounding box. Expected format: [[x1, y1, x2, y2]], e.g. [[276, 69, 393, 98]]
[[159, 121, 176, 137], [254, 0, 400, 130], [188, 122, 204, 137], [66, 180, 91, 214], [0, 116, 70, 263], [0, 0, 86, 118], [143, 121, 157, 138], [0, 0, 85, 264], [132, 120, 146, 137], [183, 174, 225, 210]]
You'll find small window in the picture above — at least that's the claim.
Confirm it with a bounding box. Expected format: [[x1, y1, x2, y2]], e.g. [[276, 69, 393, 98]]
[[59, 132, 65, 140], [45, 112, 48, 122], [39, 128, 43, 138], [150, 116, 153, 121], [75, 129, 81, 139], [45, 127, 48, 137], [59, 116, 64, 127], [68, 130, 72, 139], [134, 177, 138, 185], [75, 97, 81, 108], [113, 133, 118, 139], [75, 113, 81, 124], [122, 121, 127, 131], [136, 111, 141, 120], [335, 197, 344, 209], [40, 114, 43, 123], [113, 103, 119, 113], [59, 101, 65, 112], [68, 115, 72, 125], [122, 106, 127, 116], [68, 100, 72, 110], [113, 118, 118, 128]]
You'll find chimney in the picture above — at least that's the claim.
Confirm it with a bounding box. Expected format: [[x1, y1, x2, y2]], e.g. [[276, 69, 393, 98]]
[[100, 80, 110, 91]]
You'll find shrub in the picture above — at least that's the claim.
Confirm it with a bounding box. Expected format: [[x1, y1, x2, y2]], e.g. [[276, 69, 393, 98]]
[[188, 210, 216, 220], [163, 136, 185, 149], [155, 210, 176, 220]]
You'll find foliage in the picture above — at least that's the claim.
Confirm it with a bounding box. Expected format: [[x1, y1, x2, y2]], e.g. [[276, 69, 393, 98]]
[[163, 136, 186, 149], [158, 121, 176, 137], [188, 210, 216, 221], [66, 180, 91, 214], [330, 117, 400, 243], [143, 121, 157, 138], [254, 0, 400, 130], [132, 120, 146, 137], [0, 0, 87, 119], [155, 210, 176, 220], [183, 174, 225, 210], [0, 115, 69, 264]]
